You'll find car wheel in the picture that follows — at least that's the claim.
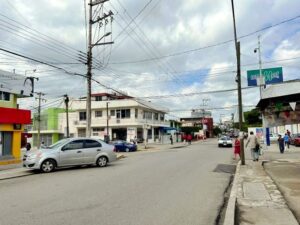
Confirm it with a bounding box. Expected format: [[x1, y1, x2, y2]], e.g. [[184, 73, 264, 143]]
[[41, 159, 56, 173], [97, 156, 108, 167], [125, 148, 130, 152]]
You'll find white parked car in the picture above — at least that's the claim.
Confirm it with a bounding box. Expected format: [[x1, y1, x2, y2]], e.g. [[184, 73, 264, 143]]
[[23, 138, 117, 173], [218, 136, 233, 147], [269, 133, 279, 143]]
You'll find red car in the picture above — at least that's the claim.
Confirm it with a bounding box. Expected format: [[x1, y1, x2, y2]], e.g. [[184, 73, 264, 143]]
[[290, 134, 300, 146]]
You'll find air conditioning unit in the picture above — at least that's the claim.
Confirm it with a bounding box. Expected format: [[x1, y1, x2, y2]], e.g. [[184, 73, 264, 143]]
[[116, 119, 121, 123], [73, 121, 79, 125]]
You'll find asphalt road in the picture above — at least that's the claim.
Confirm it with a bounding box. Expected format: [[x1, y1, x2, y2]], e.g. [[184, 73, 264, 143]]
[[0, 139, 233, 225]]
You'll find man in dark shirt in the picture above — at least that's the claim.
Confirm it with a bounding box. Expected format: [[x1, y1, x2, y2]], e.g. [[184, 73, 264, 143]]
[[278, 135, 285, 153]]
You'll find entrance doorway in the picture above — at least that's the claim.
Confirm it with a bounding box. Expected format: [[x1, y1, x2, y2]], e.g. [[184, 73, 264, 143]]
[[0, 132, 13, 157], [112, 128, 127, 141]]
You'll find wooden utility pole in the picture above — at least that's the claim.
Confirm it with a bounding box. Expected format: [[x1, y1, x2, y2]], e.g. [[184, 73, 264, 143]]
[[86, 0, 113, 137], [64, 94, 70, 138], [231, 0, 245, 165], [35, 92, 45, 147], [106, 101, 109, 143]]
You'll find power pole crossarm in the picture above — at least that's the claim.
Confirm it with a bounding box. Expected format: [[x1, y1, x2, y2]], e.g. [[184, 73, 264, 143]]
[[92, 11, 113, 24]]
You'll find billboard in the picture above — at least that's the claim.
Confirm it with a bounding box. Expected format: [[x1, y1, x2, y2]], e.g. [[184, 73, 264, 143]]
[[0, 69, 33, 97], [247, 67, 283, 86]]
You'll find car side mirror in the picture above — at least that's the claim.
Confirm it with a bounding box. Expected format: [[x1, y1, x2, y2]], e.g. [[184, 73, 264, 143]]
[[61, 146, 67, 151]]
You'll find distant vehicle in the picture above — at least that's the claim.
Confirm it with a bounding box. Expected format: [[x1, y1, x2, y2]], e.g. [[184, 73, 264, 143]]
[[290, 134, 300, 146], [23, 138, 117, 173], [269, 133, 279, 143], [113, 140, 137, 152], [218, 136, 233, 147]]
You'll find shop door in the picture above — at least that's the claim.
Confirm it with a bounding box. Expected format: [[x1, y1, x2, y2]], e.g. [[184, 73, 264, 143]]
[[2, 132, 13, 156]]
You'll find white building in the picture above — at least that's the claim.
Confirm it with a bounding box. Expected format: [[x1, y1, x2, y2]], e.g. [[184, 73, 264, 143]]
[[58, 93, 169, 143]]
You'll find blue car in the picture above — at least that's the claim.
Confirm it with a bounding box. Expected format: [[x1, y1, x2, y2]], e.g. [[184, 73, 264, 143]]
[[113, 140, 137, 152]]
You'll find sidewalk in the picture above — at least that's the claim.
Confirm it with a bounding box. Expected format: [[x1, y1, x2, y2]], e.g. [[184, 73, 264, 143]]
[[224, 144, 300, 225]]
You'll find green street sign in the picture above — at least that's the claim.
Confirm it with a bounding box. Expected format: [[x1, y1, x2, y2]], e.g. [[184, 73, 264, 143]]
[[247, 67, 283, 86]]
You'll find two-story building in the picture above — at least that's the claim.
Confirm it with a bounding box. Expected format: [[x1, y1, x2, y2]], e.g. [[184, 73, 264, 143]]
[[58, 93, 169, 143], [0, 70, 32, 165]]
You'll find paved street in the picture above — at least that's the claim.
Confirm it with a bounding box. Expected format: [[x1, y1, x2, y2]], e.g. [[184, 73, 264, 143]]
[[0, 140, 233, 225]]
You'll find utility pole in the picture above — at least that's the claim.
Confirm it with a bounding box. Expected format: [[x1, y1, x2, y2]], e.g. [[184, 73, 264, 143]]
[[106, 102, 109, 143], [231, 0, 245, 165], [35, 92, 45, 147], [254, 36, 270, 146], [86, 0, 113, 137], [201, 99, 209, 139], [254, 35, 263, 98], [64, 94, 70, 138]]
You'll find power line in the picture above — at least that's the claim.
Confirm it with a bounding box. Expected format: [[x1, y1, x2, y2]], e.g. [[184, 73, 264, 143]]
[[108, 14, 300, 64], [139, 86, 256, 99]]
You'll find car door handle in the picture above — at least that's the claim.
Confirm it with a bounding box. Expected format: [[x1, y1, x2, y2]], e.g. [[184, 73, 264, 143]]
[[97, 149, 101, 151], [77, 151, 82, 153]]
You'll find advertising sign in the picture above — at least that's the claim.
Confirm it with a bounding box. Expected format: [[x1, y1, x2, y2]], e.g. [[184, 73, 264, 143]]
[[0, 69, 33, 96], [247, 67, 283, 86]]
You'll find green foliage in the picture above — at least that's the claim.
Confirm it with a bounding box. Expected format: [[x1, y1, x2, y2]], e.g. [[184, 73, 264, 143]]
[[233, 108, 262, 132], [213, 127, 222, 136]]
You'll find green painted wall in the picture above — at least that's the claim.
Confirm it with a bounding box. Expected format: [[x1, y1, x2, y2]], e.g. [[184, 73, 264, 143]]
[[47, 108, 65, 130], [52, 133, 60, 143]]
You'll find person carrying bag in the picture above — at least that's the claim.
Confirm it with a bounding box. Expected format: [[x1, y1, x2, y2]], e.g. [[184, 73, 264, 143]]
[[245, 131, 260, 161]]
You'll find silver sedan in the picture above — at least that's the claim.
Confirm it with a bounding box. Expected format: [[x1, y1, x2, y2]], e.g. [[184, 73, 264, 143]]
[[23, 138, 117, 173]]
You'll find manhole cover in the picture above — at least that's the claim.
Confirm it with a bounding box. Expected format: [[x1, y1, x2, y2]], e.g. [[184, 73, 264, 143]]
[[213, 164, 236, 174]]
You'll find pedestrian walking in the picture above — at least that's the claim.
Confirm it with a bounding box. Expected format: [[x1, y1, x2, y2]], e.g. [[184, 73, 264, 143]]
[[287, 129, 291, 137], [25, 142, 31, 151], [284, 133, 290, 149], [233, 137, 240, 160], [245, 131, 260, 161], [187, 134, 192, 145], [170, 135, 173, 145], [278, 134, 285, 153]]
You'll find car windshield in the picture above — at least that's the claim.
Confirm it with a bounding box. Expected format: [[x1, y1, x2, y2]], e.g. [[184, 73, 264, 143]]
[[47, 139, 70, 149], [220, 137, 230, 140]]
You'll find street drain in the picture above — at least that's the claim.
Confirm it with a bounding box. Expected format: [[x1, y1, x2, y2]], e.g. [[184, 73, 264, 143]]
[[213, 164, 236, 174]]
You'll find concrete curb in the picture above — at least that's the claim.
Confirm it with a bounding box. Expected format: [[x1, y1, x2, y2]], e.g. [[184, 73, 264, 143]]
[[223, 161, 241, 225], [0, 168, 33, 181]]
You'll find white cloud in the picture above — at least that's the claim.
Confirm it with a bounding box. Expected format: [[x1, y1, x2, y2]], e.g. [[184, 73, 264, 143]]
[[0, 0, 299, 121]]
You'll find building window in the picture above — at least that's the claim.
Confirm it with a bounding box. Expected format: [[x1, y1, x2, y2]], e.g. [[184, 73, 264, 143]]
[[95, 96, 102, 101], [95, 111, 102, 117], [0, 91, 10, 101], [110, 110, 115, 116], [160, 114, 164, 121], [79, 112, 86, 121], [116, 109, 131, 119], [154, 113, 159, 120], [93, 128, 104, 132], [144, 111, 152, 120], [135, 109, 138, 118]]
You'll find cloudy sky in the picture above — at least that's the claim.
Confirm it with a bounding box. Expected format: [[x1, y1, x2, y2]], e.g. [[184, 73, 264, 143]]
[[0, 0, 300, 122]]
